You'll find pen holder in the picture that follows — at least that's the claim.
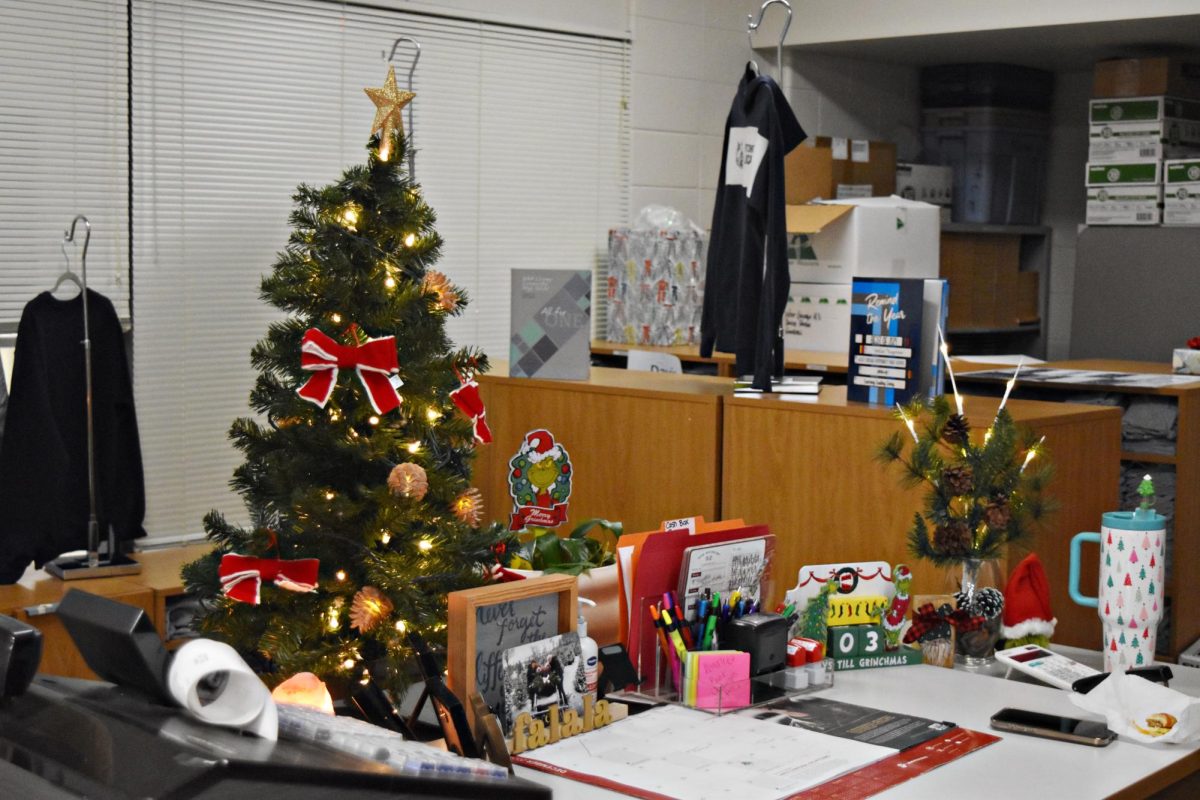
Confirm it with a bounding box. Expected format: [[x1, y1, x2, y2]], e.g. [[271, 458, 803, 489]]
[[719, 613, 789, 676]]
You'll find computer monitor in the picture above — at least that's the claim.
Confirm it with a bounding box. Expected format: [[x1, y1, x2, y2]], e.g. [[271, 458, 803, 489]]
[[55, 589, 172, 704]]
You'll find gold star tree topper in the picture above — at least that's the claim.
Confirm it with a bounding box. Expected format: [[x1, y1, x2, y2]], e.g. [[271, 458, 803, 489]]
[[364, 66, 415, 160]]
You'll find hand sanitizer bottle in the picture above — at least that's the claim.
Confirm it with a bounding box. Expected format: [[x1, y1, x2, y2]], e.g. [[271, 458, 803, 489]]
[[578, 597, 598, 694]]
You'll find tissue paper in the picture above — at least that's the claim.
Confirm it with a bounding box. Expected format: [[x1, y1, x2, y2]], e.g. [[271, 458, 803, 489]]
[[1070, 669, 1200, 745]]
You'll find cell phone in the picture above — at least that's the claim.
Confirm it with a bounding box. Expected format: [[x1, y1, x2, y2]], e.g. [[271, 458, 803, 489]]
[[990, 707, 1116, 747]]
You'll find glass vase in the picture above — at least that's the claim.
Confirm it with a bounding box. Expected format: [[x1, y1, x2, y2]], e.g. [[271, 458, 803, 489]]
[[953, 558, 1004, 667]]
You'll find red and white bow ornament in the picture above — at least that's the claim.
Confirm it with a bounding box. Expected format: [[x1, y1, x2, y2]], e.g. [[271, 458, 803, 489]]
[[296, 328, 403, 415], [219, 553, 320, 605], [450, 378, 492, 444]]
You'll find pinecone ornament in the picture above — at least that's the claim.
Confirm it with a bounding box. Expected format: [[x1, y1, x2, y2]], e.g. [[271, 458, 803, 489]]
[[941, 465, 974, 496], [349, 586, 394, 632], [956, 586, 1004, 618], [421, 270, 460, 312], [933, 519, 973, 557], [985, 493, 1012, 529], [388, 462, 429, 500], [942, 413, 971, 447], [452, 487, 484, 526]]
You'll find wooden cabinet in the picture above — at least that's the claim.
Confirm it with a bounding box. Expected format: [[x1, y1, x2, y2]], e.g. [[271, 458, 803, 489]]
[[721, 388, 1121, 650], [958, 360, 1200, 659], [474, 366, 727, 535]]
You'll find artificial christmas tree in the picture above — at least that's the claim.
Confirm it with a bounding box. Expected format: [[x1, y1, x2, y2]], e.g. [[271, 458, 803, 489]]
[[182, 75, 498, 693]]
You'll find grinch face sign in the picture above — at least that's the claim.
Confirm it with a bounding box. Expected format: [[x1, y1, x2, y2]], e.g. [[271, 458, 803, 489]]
[[509, 429, 572, 530]]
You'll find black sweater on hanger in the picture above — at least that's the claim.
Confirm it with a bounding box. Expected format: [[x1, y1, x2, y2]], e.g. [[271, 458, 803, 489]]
[[700, 65, 805, 390], [0, 290, 145, 583]]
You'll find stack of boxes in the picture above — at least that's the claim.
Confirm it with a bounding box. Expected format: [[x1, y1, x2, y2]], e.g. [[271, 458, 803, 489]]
[[779, 138, 907, 353], [917, 63, 1054, 225], [1086, 57, 1200, 225]]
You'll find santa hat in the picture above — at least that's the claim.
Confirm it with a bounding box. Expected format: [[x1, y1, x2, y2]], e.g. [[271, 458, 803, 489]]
[[1001, 553, 1057, 640], [520, 429, 562, 464]]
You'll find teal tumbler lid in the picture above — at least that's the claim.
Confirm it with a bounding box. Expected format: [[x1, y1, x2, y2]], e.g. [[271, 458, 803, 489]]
[[1102, 510, 1165, 531]]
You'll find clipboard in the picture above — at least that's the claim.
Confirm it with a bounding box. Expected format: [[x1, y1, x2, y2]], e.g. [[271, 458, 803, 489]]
[[676, 535, 774, 620]]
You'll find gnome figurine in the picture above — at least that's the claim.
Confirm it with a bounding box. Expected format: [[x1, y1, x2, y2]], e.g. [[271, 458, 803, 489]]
[[1000, 553, 1057, 648]]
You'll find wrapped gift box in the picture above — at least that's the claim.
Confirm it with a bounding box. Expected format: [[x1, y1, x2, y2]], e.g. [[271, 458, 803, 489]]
[[605, 228, 706, 347]]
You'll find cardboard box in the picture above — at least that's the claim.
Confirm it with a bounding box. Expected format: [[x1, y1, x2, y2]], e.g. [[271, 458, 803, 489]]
[[785, 197, 940, 285], [938, 232, 1022, 329], [1085, 161, 1163, 186], [1163, 158, 1200, 225], [1088, 119, 1200, 163], [1016, 271, 1040, 325], [785, 137, 897, 204], [1085, 184, 1163, 225], [895, 163, 953, 206], [1093, 57, 1200, 101], [782, 282, 852, 352], [1089, 96, 1200, 124]]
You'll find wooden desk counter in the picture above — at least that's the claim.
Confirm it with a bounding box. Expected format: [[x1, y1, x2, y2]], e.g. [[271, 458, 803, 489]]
[[0, 544, 212, 679], [721, 388, 1122, 650], [474, 365, 728, 535]]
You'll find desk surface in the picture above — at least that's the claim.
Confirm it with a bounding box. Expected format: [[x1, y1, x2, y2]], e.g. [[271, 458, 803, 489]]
[[518, 652, 1199, 799], [591, 340, 850, 375]]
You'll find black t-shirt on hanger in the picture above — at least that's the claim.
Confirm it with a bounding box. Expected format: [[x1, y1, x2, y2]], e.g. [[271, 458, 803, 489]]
[[0, 289, 145, 583], [700, 64, 806, 391]]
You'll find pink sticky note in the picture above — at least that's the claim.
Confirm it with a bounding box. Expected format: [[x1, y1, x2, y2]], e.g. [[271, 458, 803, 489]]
[[693, 651, 751, 710]]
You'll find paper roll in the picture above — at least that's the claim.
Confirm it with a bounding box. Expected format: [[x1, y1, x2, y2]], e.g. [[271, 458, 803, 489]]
[[167, 639, 278, 740]]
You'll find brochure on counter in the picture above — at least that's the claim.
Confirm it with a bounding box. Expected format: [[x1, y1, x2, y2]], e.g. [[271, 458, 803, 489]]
[[737, 696, 955, 751], [959, 366, 1200, 389]]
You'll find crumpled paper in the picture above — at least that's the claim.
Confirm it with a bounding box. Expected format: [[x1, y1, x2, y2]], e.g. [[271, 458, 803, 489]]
[[1070, 669, 1200, 745]]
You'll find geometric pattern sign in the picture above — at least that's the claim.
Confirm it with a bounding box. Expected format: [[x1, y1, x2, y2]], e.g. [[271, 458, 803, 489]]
[[510, 269, 591, 380]]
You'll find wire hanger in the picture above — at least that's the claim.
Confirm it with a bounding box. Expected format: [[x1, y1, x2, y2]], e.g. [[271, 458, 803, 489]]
[[747, 0, 793, 79], [53, 216, 90, 297], [383, 36, 422, 178]]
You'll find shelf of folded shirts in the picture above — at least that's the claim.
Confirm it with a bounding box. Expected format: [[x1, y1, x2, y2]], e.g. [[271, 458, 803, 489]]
[[1122, 451, 1177, 466]]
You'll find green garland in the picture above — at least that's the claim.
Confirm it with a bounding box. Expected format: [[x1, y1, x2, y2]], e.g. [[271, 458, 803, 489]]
[[876, 395, 1054, 568]]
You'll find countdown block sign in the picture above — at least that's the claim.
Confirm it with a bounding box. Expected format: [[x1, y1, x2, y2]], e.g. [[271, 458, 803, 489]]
[[829, 623, 922, 670]]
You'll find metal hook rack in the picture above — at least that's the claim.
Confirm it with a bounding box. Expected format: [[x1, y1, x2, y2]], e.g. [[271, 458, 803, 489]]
[[46, 216, 142, 581], [383, 36, 422, 177], [747, 0, 792, 78]]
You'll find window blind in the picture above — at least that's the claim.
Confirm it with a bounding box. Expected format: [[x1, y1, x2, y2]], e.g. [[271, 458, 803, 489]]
[[132, 0, 629, 536], [0, 0, 129, 328]]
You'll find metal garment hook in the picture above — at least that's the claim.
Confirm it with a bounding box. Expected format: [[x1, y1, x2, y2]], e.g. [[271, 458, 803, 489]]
[[54, 214, 91, 296], [383, 36, 421, 177], [64, 214, 92, 271], [747, 0, 792, 78]]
